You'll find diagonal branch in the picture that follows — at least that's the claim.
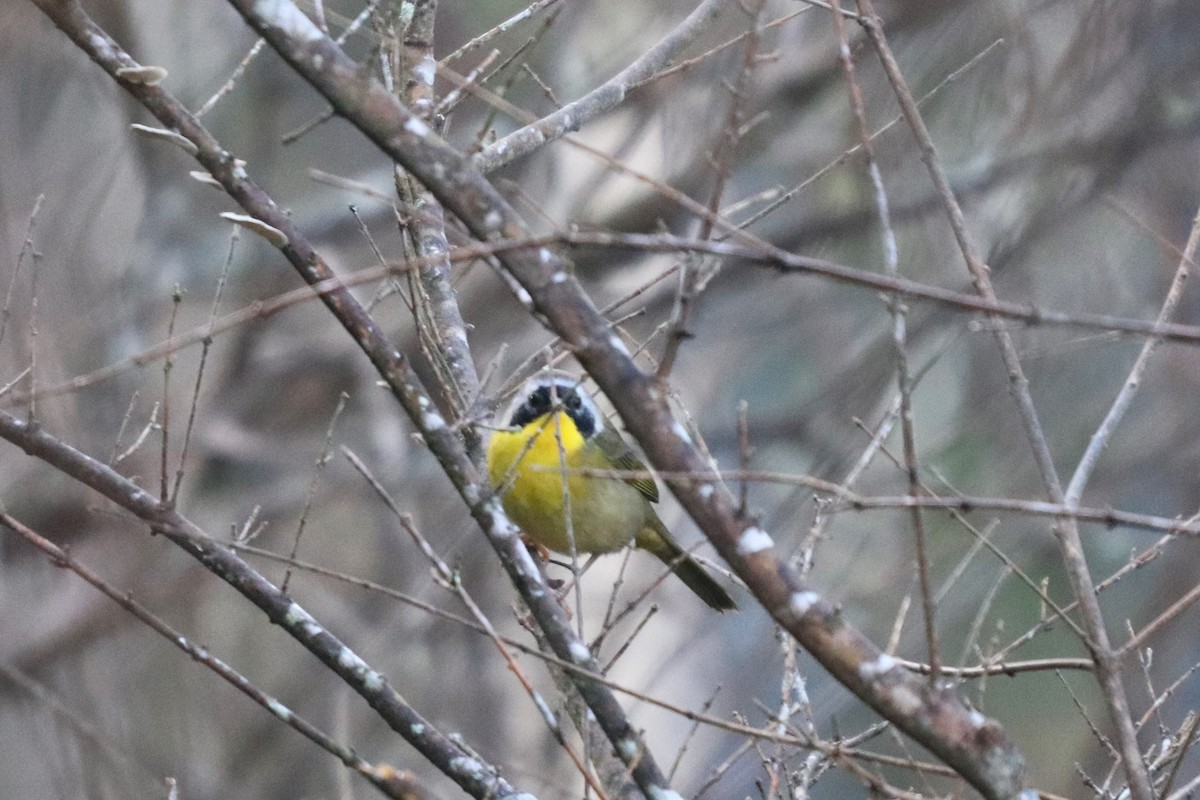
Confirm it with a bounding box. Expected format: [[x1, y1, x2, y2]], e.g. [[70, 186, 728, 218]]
[[0, 511, 432, 800], [203, 1, 1032, 796], [1064, 206, 1200, 504], [30, 2, 673, 797], [0, 409, 522, 800], [471, 0, 728, 173], [829, 0, 940, 680]]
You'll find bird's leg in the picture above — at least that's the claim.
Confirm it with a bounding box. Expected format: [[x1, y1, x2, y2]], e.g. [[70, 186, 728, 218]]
[[553, 553, 600, 602]]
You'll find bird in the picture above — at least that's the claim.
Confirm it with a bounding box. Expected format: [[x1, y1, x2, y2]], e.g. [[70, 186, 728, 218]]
[[485, 371, 736, 611]]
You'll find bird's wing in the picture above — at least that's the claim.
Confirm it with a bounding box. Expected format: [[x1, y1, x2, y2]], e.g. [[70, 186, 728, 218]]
[[593, 428, 659, 503]]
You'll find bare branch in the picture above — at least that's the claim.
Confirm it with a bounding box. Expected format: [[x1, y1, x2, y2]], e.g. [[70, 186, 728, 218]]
[[199, 2, 1030, 794], [28, 3, 675, 796], [0, 410, 517, 799], [855, 1, 1150, 795], [0, 511, 431, 800], [472, 0, 728, 173]]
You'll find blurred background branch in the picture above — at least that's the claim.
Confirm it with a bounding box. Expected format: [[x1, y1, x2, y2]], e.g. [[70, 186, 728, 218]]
[[3, 1, 1200, 798]]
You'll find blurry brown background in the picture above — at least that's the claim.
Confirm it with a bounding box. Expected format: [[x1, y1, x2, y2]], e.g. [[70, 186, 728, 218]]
[[3, 1, 1200, 798]]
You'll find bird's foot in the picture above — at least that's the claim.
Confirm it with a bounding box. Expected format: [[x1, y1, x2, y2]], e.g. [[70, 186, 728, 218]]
[[520, 534, 552, 563]]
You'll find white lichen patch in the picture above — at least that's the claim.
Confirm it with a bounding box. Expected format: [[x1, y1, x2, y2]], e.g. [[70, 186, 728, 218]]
[[337, 646, 370, 675], [568, 640, 591, 664], [890, 683, 922, 715], [697, 483, 715, 500], [736, 526, 774, 556], [284, 602, 316, 629], [859, 653, 898, 679], [487, 501, 518, 539], [608, 335, 630, 357], [283, 602, 325, 640], [647, 787, 685, 800], [788, 590, 819, 618], [670, 421, 692, 444], [422, 410, 447, 431], [449, 756, 485, 777], [415, 54, 436, 86], [266, 698, 292, 721], [254, 0, 324, 42], [616, 738, 638, 759], [363, 669, 384, 692], [969, 709, 987, 728], [404, 116, 430, 137]]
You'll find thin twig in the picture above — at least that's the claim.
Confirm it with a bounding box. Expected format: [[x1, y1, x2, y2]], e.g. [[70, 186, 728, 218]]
[[159, 287, 183, 503], [436, 48, 500, 115], [343, 446, 608, 799], [0, 405, 524, 800], [545, 464, 1200, 538], [731, 37, 1005, 237], [599, 604, 659, 674], [281, 391, 348, 594], [832, 0, 939, 680], [171, 228, 236, 502], [1, 193, 44, 350], [112, 402, 160, 466], [1119, 580, 1200, 657], [472, 0, 728, 172], [855, 1, 1150, 793], [109, 391, 141, 464], [16, 227, 1200, 412], [0, 511, 428, 800], [658, 0, 763, 378], [1160, 713, 1200, 799], [441, 0, 562, 64], [195, 38, 266, 117], [736, 400, 751, 517], [1064, 205, 1200, 506]]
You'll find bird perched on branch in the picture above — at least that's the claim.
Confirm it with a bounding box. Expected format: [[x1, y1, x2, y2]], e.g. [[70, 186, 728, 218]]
[[486, 371, 736, 611]]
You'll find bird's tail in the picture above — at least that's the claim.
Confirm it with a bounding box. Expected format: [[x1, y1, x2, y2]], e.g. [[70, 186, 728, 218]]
[[637, 518, 737, 612]]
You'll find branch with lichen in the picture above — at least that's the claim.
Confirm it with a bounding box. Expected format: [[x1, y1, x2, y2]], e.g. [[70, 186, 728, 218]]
[[200, 1, 1032, 796], [29, 2, 674, 798], [0, 409, 523, 800]]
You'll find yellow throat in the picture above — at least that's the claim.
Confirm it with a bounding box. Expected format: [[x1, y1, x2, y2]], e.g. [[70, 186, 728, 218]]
[[487, 409, 586, 490], [487, 400, 648, 555]]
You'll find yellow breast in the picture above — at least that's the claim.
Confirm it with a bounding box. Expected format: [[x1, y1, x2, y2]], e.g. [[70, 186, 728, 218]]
[[486, 411, 647, 554]]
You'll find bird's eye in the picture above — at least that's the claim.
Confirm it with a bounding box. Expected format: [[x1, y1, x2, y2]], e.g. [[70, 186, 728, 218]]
[[565, 393, 581, 409]]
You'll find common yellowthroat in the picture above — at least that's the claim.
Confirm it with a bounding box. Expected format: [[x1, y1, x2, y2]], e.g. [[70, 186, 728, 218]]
[[486, 372, 736, 611]]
